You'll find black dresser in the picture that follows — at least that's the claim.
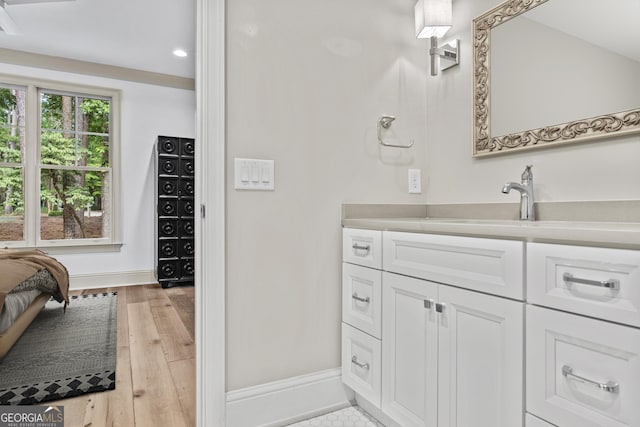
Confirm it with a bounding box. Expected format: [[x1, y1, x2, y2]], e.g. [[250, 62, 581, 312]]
[[154, 135, 195, 288]]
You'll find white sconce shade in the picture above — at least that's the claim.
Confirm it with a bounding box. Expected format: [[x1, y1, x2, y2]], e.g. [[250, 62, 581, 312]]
[[415, 0, 452, 39]]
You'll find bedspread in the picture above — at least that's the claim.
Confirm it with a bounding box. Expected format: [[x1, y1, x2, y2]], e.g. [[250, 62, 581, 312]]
[[0, 249, 69, 313]]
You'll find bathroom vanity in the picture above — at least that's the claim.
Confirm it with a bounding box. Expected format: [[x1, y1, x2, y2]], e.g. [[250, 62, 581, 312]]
[[340, 205, 640, 427]]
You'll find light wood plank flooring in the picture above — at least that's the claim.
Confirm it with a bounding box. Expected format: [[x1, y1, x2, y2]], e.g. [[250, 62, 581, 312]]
[[54, 284, 195, 427]]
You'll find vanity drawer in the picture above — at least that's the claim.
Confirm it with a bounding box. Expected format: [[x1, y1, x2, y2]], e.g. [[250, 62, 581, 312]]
[[343, 263, 382, 339], [527, 305, 640, 427], [342, 323, 381, 407], [383, 231, 524, 299], [527, 243, 640, 327], [525, 414, 555, 427], [343, 228, 382, 269]]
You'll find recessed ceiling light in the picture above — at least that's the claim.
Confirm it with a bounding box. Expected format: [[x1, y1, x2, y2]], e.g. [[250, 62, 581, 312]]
[[173, 49, 188, 58]]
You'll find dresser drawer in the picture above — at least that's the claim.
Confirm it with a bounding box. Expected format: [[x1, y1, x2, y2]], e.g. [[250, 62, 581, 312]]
[[527, 243, 640, 327], [527, 305, 640, 427], [343, 228, 382, 269], [525, 414, 555, 427], [342, 323, 381, 407], [343, 263, 382, 339], [383, 231, 524, 299]]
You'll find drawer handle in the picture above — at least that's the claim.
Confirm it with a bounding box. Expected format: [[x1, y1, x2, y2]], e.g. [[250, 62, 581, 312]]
[[562, 273, 620, 290], [351, 356, 370, 370], [562, 365, 619, 394], [352, 243, 371, 253], [352, 293, 370, 304]]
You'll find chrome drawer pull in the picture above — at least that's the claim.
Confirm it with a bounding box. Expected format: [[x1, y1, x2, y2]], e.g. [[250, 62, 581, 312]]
[[562, 365, 619, 394], [352, 243, 371, 253], [352, 293, 370, 303], [351, 356, 370, 370], [562, 273, 619, 290]]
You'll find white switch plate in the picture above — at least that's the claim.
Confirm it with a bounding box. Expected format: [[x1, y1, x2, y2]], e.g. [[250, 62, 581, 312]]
[[235, 158, 275, 190], [408, 169, 421, 194]]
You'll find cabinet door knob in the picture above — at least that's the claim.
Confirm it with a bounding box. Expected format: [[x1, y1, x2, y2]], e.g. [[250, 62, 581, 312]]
[[562, 365, 619, 394], [435, 302, 446, 313], [424, 299, 434, 309], [351, 356, 370, 370]]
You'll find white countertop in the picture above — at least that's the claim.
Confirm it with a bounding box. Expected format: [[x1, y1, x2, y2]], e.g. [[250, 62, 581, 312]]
[[342, 217, 640, 249]]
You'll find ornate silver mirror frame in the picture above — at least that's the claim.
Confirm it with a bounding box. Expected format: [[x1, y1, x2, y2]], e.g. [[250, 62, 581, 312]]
[[472, 0, 640, 157]]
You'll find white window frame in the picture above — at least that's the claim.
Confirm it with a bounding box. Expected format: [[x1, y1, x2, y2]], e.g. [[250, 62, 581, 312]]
[[0, 74, 121, 253]]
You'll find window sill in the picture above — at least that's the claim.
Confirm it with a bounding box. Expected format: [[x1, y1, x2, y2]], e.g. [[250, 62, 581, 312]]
[[1, 242, 123, 255]]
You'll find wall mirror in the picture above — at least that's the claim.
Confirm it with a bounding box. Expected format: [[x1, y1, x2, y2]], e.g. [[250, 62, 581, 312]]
[[472, 0, 640, 156]]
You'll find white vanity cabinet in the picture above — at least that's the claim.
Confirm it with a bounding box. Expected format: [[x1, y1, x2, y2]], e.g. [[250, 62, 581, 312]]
[[341, 322, 382, 406], [341, 228, 383, 406], [342, 220, 640, 427], [527, 242, 640, 328], [380, 272, 438, 427], [526, 305, 640, 427], [383, 231, 525, 300], [343, 228, 382, 270], [342, 228, 524, 427], [342, 263, 382, 339], [382, 272, 524, 427], [526, 242, 640, 427]]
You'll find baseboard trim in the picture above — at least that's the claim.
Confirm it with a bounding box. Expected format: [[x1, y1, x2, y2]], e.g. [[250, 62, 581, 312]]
[[69, 270, 156, 290], [226, 368, 354, 427], [355, 393, 400, 427]]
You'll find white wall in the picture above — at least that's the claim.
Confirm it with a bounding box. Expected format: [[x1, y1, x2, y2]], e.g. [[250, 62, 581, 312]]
[[226, 0, 428, 391], [425, 0, 640, 204], [0, 62, 196, 279]]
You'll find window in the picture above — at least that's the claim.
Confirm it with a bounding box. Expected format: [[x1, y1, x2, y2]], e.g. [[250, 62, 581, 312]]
[[0, 76, 120, 250]]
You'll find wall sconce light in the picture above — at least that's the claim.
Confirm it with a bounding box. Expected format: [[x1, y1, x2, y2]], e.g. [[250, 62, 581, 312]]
[[415, 0, 459, 76]]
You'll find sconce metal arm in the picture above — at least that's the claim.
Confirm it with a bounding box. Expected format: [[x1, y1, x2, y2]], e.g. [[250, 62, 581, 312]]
[[429, 36, 459, 76]]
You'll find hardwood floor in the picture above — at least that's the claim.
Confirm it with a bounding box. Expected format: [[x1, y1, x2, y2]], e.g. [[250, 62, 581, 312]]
[[55, 284, 195, 427]]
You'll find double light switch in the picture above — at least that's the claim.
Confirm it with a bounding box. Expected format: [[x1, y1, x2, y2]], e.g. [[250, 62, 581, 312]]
[[234, 158, 275, 190]]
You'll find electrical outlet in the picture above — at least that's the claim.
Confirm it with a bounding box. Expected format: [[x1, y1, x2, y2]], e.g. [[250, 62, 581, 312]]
[[408, 169, 421, 194]]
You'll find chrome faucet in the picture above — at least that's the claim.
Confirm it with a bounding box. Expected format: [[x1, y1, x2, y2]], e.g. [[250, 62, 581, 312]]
[[502, 165, 535, 221]]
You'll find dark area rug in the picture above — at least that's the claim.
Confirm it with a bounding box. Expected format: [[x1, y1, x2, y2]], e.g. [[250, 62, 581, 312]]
[[0, 292, 117, 405]]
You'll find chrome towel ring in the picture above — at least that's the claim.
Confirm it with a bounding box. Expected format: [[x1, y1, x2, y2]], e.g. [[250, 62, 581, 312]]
[[377, 115, 414, 148]]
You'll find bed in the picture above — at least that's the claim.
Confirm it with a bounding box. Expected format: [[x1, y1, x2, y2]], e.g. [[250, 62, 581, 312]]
[[0, 249, 69, 359]]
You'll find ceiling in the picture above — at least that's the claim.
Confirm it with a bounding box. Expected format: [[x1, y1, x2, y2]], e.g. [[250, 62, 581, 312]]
[[0, 0, 196, 78]]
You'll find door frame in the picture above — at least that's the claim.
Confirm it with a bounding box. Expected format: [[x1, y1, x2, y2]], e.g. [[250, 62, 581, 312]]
[[196, 0, 226, 425]]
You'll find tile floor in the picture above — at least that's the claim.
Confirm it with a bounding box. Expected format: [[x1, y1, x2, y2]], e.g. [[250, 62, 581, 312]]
[[288, 406, 385, 427]]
